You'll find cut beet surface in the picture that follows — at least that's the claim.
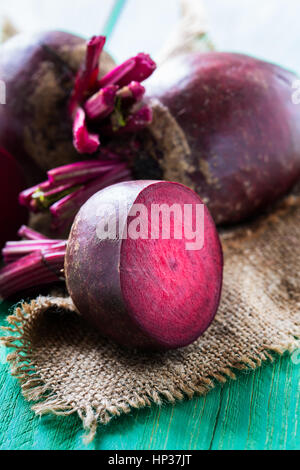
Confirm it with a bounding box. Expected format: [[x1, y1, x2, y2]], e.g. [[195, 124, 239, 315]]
[[65, 181, 223, 350]]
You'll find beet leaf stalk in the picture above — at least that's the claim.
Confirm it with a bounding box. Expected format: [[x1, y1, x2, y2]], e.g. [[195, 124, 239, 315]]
[[19, 158, 131, 231], [69, 35, 156, 154], [0, 227, 67, 300]]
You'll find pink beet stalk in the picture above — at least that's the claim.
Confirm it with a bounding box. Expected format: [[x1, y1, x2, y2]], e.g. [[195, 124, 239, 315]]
[[21, 182, 79, 213], [50, 165, 131, 230], [97, 58, 136, 88], [84, 36, 106, 89], [3, 239, 66, 264], [18, 225, 48, 240], [69, 35, 106, 115], [68, 38, 156, 154], [110, 106, 153, 134], [19, 160, 109, 212], [73, 107, 100, 154], [0, 247, 66, 300], [98, 53, 156, 88], [0, 252, 64, 299], [0, 228, 67, 299], [19, 157, 131, 231], [19, 180, 52, 210], [117, 81, 145, 102], [48, 160, 117, 185], [85, 85, 118, 119]]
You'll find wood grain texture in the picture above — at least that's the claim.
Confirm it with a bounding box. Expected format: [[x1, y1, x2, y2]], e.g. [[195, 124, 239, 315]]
[[0, 301, 299, 450]]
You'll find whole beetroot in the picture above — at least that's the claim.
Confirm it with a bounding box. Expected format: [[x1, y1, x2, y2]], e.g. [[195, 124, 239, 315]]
[[0, 31, 115, 185], [143, 52, 300, 224], [0, 148, 27, 249]]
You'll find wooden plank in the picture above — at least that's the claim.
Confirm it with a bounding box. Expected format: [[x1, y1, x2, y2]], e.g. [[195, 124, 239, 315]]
[[209, 356, 300, 450]]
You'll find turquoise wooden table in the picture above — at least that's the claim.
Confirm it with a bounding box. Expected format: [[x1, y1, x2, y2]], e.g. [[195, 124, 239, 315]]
[[0, 0, 300, 451], [0, 299, 299, 450]]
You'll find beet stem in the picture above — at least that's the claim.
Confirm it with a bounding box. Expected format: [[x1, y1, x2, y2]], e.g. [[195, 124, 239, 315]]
[[18, 225, 48, 241], [73, 107, 100, 154], [19, 180, 52, 208], [69, 35, 106, 115], [50, 165, 131, 229], [48, 161, 117, 186], [85, 85, 118, 120], [19, 158, 131, 230], [109, 106, 153, 135], [98, 58, 136, 88], [0, 238, 67, 299], [3, 240, 66, 263], [98, 53, 156, 88], [117, 81, 145, 102]]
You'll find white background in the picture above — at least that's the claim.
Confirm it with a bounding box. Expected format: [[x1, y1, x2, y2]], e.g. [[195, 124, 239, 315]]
[[0, 0, 300, 73]]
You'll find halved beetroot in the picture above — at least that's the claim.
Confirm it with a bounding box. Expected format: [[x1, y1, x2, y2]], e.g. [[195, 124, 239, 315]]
[[65, 180, 223, 350]]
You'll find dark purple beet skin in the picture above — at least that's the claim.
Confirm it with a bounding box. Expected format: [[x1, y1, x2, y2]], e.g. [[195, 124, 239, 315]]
[[145, 52, 300, 225], [0, 148, 27, 249], [0, 31, 115, 185], [65, 180, 223, 350]]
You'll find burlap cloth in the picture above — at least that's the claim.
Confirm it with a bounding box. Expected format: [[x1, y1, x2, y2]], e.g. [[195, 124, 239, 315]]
[[1, 190, 300, 443]]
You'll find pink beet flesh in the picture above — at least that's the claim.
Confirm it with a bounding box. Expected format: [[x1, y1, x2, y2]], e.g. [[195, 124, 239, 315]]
[[65, 181, 223, 350], [121, 183, 223, 348]]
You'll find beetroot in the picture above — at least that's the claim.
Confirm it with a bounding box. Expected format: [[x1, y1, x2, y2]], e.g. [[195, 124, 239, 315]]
[[65, 181, 223, 350], [22, 51, 300, 229], [0, 31, 116, 185], [143, 52, 300, 224], [0, 148, 27, 249], [0, 31, 156, 188], [0, 181, 223, 350]]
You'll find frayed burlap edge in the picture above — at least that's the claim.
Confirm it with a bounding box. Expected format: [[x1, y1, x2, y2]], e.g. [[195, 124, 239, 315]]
[[1, 293, 299, 443]]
